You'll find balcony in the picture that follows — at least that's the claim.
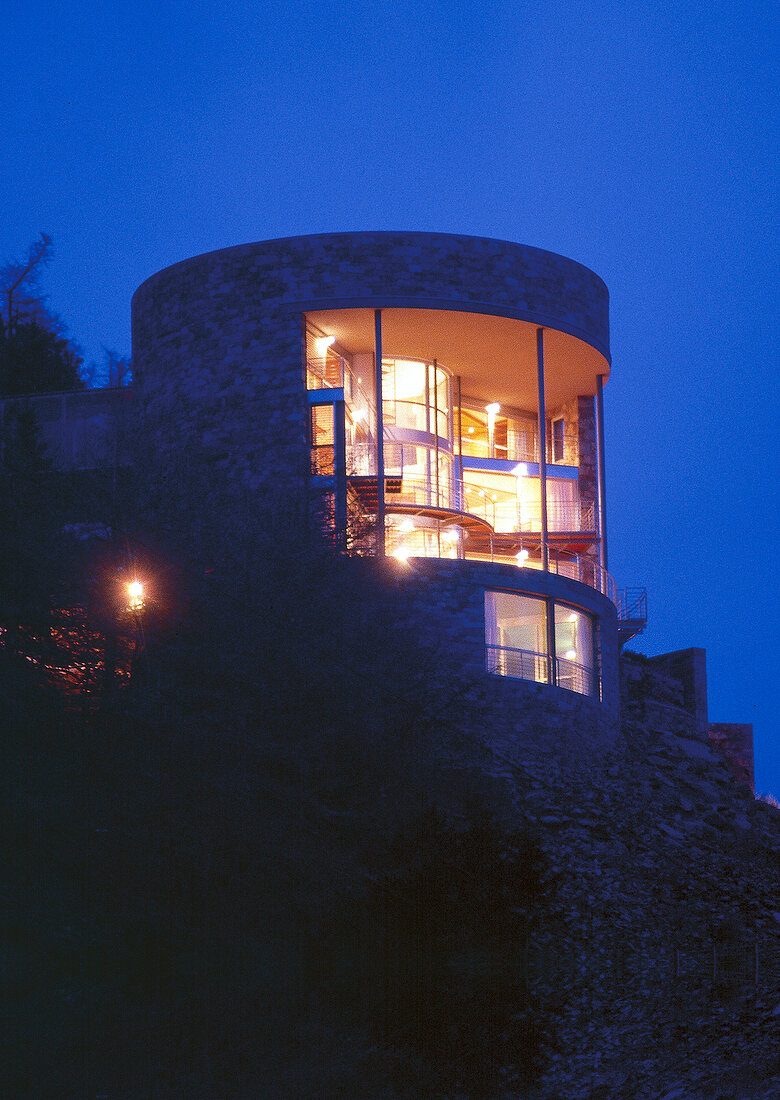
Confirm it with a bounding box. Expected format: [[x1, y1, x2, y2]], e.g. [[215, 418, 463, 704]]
[[345, 474, 615, 602], [616, 588, 648, 644], [485, 644, 599, 698]]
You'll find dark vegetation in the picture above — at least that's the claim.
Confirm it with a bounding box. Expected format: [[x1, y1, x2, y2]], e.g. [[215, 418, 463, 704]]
[[0, 234, 84, 397], [2, 455, 560, 1097]]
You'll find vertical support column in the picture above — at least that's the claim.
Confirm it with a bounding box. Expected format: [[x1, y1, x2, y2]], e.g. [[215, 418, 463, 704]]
[[546, 596, 557, 687], [424, 361, 432, 504], [334, 397, 347, 551], [433, 359, 440, 507], [596, 374, 608, 573], [536, 327, 549, 572], [456, 375, 463, 511], [374, 309, 385, 557]]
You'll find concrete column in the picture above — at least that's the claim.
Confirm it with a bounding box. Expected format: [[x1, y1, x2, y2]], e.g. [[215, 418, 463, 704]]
[[374, 309, 385, 556], [334, 397, 347, 551], [596, 374, 608, 573], [536, 328, 549, 572]]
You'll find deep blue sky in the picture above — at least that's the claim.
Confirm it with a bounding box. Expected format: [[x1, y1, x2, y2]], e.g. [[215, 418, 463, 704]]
[[3, 0, 778, 793]]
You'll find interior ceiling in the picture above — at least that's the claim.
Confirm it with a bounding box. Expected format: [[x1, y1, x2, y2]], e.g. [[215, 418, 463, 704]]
[[306, 307, 610, 410]]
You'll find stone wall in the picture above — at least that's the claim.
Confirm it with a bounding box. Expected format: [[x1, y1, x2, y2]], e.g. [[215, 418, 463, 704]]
[[393, 557, 621, 741], [576, 394, 598, 520], [131, 232, 610, 514], [708, 722, 755, 792]]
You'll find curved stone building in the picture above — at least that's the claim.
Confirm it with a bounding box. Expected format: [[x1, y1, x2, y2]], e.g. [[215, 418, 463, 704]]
[[133, 232, 643, 728]]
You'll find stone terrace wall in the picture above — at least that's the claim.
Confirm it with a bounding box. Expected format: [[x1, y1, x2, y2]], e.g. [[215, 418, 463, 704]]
[[709, 722, 755, 792], [392, 557, 620, 757]]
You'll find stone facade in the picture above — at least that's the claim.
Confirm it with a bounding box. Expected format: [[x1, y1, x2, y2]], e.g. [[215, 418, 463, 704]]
[[131, 232, 619, 733], [131, 232, 610, 498], [708, 723, 755, 792]]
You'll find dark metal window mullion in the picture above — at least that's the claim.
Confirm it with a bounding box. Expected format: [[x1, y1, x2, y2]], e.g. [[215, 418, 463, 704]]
[[546, 596, 557, 687]]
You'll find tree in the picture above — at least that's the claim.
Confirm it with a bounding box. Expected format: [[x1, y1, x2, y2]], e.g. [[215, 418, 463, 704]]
[[0, 234, 84, 395], [2, 232, 55, 335]]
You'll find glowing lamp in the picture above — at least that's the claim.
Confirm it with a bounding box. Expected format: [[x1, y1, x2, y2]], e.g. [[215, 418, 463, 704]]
[[127, 580, 144, 611], [315, 334, 336, 357], [515, 549, 529, 564], [565, 649, 577, 660]]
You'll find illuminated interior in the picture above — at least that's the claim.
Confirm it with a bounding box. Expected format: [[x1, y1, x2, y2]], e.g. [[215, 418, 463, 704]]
[[484, 590, 597, 696], [305, 307, 609, 592]]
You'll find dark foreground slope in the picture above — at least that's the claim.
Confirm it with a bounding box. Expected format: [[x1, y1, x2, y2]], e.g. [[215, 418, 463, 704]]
[[2, 551, 779, 1099]]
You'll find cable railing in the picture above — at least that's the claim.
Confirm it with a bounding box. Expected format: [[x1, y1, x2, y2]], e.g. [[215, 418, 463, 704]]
[[555, 654, 598, 698], [485, 644, 549, 684], [461, 481, 595, 533], [343, 472, 616, 603], [484, 644, 599, 698], [350, 470, 596, 537]]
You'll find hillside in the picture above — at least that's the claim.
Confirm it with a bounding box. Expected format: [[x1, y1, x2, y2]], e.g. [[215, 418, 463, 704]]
[[2, 555, 778, 1099]]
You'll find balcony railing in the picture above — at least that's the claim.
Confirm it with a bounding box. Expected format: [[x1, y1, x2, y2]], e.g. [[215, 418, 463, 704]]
[[486, 644, 549, 684], [461, 481, 595, 534], [307, 355, 347, 390], [348, 471, 596, 536], [616, 588, 648, 642], [460, 426, 538, 463], [485, 644, 598, 698], [555, 654, 598, 697], [617, 588, 648, 624], [342, 472, 616, 603]]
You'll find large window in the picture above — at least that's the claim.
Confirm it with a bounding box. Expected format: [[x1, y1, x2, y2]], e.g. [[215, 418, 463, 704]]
[[382, 358, 451, 440], [485, 590, 598, 697], [554, 604, 596, 696], [484, 591, 549, 684]]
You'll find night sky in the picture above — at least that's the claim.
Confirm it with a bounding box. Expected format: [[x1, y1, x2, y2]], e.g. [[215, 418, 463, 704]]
[[3, 0, 778, 794]]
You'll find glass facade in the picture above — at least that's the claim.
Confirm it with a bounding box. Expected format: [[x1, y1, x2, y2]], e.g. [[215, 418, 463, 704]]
[[485, 590, 598, 697], [303, 309, 607, 602]]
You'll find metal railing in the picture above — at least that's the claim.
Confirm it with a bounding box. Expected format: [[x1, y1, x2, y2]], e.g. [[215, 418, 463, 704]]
[[382, 399, 449, 438], [307, 355, 347, 390], [616, 588, 648, 625], [347, 470, 597, 538], [485, 644, 549, 684], [547, 551, 617, 605], [460, 426, 538, 463], [344, 471, 616, 602], [555, 655, 598, 698], [485, 644, 598, 698], [461, 481, 595, 533]]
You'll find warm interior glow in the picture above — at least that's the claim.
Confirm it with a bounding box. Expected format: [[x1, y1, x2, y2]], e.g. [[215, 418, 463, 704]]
[[315, 334, 335, 357]]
